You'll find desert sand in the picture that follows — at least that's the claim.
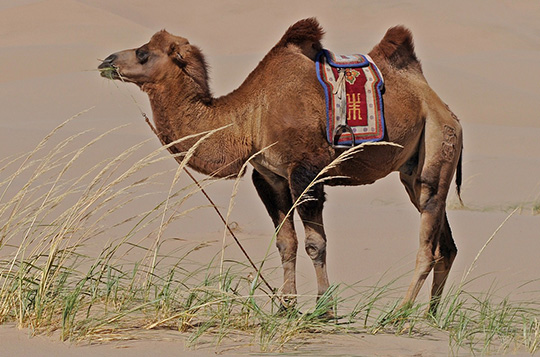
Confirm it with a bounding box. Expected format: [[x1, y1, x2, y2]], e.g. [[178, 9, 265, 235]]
[[1, 0, 540, 355]]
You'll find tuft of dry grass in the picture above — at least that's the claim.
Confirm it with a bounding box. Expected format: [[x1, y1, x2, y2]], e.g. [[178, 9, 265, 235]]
[[0, 113, 538, 355]]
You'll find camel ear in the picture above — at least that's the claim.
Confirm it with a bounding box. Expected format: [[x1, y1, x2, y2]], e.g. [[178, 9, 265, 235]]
[[169, 42, 190, 67]]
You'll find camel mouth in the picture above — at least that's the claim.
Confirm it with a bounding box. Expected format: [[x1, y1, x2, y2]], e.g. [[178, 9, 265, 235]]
[[98, 63, 120, 80]]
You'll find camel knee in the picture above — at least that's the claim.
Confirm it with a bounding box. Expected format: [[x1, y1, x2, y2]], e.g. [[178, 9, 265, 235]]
[[305, 235, 326, 263]]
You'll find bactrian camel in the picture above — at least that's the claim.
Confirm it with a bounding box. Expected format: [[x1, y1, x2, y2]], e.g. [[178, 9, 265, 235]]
[[98, 18, 463, 314]]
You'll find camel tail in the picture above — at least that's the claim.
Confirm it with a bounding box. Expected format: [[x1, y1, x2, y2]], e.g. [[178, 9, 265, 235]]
[[277, 18, 324, 60], [456, 147, 463, 205], [373, 25, 422, 72]]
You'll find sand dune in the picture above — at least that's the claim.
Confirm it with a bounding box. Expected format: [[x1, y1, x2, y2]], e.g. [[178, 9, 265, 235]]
[[1, 0, 540, 355]]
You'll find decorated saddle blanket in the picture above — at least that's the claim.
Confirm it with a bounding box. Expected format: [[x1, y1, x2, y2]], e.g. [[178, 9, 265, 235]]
[[315, 49, 385, 147]]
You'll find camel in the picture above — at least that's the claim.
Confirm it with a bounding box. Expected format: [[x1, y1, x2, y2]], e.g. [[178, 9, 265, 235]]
[[98, 18, 463, 314]]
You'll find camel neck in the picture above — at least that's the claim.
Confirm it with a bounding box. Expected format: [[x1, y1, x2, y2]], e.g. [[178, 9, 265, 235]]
[[144, 81, 253, 178]]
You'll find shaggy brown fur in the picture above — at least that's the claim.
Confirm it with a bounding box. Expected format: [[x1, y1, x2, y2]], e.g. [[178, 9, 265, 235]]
[[98, 18, 463, 314]]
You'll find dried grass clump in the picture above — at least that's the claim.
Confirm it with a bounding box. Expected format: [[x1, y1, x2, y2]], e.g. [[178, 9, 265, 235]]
[[0, 112, 538, 354]]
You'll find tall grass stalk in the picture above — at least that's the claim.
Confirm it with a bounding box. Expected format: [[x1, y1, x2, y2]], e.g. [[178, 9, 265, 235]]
[[144, 125, 232, 293], [462, 206, 519, 284], [218, 144, 275, 292]]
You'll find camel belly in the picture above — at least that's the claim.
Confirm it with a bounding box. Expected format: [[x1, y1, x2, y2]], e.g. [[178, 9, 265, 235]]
[[324, 142, 409, 186]]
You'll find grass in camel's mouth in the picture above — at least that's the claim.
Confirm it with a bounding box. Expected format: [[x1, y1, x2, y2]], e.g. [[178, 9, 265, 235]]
[[99, 66, 119, 80]]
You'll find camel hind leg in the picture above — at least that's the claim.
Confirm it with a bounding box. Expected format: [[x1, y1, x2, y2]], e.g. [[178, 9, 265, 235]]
[[399, 115, 461, 314], [399, 169, 458, 314], [429, 213, 457, 313]]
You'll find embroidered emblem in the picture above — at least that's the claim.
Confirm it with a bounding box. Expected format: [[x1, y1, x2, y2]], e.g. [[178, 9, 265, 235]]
[[345, 69, 360, 84], [347, 93, 363, 121]]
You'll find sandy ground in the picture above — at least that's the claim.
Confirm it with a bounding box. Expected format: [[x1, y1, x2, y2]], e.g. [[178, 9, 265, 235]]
[[1, 0, 540, 355]]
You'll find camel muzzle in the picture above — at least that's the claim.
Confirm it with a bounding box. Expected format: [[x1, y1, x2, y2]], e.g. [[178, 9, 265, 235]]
[[98, 54, 120, 79]]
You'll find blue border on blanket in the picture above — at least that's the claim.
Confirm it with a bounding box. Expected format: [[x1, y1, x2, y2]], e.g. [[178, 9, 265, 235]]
[[322, 49, 370, 68], [315, 51, 333, 145], [315, 49, 386, 146]]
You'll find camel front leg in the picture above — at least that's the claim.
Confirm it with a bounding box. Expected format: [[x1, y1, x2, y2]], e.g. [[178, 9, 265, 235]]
[[252, 169, 298, 304], [288, 163, 330, 299], [302, 212, 330, 297]]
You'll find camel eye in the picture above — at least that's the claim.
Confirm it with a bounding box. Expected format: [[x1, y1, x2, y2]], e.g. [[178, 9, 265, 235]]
[[136, 49, 149, 64]]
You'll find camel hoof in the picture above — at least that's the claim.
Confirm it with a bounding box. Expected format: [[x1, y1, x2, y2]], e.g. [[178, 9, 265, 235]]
[[277, 304, 302, 318], [307, 308, 336, 322]]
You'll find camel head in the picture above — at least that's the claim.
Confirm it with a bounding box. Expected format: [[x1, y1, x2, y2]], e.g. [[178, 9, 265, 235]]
[[98, 30, 210, 96]]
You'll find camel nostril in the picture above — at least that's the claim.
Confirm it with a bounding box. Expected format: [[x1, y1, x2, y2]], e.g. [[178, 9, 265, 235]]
[[102, 54, 117, 64], [98, 54, 118, 73]]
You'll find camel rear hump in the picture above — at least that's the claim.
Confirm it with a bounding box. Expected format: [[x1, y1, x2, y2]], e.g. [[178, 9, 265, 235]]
[[276, 18, 324, 60], [372, 25, 422, 72]]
